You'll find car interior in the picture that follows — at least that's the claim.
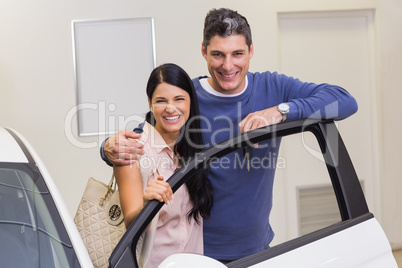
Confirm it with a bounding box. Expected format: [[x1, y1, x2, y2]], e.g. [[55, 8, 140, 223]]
[[0, 163, 79, 267]]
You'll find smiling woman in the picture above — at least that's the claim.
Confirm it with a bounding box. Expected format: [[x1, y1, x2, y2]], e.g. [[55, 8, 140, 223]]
[[113, 63, 213, 268], [150, 83, 191, 147]]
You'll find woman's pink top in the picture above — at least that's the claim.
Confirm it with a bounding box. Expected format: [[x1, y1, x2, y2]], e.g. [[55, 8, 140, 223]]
[[139, 122, 203, 268]]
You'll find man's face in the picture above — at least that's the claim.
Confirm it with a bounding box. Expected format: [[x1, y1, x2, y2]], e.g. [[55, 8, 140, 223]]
[[202, 34, 254, 95]]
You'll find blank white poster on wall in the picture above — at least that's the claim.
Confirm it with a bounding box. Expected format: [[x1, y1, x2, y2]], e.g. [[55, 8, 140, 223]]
[[72, 18, 156, 136]]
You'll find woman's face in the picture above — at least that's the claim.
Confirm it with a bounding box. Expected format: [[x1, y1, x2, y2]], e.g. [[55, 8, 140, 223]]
[[149, 82, 191, 137]]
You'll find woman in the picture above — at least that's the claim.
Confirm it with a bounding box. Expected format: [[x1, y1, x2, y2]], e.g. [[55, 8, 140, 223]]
[[114, 63, 213, 268]]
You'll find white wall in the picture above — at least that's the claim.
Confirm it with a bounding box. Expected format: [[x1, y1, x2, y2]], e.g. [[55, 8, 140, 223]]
[[376, 0, 402, 249], [0, 0, 400, 249]]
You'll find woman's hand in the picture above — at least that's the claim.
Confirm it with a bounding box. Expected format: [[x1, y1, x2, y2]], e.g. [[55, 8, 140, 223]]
[[143, 176, 173, 205]]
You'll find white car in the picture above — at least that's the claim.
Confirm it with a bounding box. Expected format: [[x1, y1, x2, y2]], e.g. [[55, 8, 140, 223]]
[[109, 119, 397, 267], [0, 127, 93, 267]]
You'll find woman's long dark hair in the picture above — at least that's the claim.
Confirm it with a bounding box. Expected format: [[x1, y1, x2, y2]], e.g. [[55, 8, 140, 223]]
[[145, 63, 213, 223]]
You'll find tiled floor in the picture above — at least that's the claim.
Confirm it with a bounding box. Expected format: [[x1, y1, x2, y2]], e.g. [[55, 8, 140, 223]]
[[393, 250, 402, 266]]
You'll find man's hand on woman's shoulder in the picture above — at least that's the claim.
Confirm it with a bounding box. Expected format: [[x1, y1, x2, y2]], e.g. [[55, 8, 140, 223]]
[[105, 129, 145, 166]]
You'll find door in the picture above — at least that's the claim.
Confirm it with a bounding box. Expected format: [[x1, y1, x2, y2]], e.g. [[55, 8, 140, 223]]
[[270, 9, 380, 245]]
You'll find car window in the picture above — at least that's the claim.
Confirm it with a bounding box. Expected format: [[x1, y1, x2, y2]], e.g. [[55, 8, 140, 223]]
[[0, 164, 81, 268], [270, 131, 343, 245]]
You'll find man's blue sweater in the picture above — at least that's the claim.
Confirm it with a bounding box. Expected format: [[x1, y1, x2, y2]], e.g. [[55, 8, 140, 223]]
[[193, 71, 357, 260]]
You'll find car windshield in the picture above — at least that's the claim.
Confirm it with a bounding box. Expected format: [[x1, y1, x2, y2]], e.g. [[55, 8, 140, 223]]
[[0, 163, 80, 268]]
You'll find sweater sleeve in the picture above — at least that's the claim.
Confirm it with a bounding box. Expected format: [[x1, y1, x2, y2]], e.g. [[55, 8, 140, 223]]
[[273, 73, 358, 121], [100, 138, 113, 167]]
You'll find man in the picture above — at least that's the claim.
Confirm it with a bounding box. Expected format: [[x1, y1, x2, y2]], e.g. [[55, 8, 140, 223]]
[[101, 8, 358, 262]]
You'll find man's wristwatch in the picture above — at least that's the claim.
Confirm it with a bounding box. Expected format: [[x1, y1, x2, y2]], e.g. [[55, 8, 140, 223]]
[[278, 103, 290, 122]]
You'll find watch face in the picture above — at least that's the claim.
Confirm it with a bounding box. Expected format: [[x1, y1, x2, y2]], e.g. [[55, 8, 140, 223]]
[[279, 103, 290, 113]]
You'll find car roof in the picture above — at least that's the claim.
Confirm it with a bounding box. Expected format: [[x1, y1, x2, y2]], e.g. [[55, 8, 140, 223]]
[[0, 127, 28, 163]]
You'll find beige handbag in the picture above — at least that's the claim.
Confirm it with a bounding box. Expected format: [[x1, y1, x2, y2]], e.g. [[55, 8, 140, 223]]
[[74, 175, 126, 268]]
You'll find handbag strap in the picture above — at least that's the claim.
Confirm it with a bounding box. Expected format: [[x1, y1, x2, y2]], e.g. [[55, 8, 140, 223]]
[[98, 155, 162, 205], [99, 173, 115, 205]]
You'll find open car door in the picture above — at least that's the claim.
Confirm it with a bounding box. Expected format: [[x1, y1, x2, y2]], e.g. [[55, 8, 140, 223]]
[[109, 119, 396, 268]]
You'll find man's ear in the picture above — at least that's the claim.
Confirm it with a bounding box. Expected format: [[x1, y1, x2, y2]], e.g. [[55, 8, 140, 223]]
[[201, 42, 207, 59], [249, 43, 254, 58]]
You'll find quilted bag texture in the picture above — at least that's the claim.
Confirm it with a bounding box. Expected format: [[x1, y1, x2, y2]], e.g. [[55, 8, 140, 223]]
[[74, 177, 126, 268]]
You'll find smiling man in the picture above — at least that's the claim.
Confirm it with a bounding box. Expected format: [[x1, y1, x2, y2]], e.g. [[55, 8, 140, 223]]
[[101, 8, 358, 263], [202, 34, 253, 95]]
